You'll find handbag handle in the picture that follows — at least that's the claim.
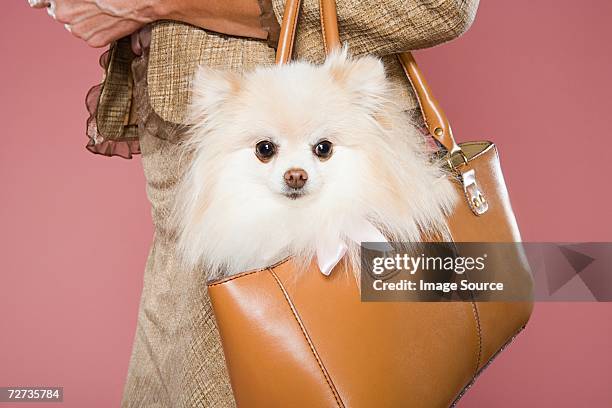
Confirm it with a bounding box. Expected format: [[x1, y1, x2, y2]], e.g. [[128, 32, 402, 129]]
[[275, 0, 462, 156]]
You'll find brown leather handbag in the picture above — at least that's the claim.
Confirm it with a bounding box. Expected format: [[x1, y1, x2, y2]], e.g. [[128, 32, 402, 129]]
[[208, 0, 534, 406]]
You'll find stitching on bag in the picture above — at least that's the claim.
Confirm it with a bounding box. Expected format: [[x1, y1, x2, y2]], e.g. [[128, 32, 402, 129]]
[[319, 0, 328, 54], [469, 300, 483, 374], [269, 269, 344, 408], [450, 324, 527, 408], [397, 56, 431, 131], [462, 268, 483, 374], [207, 270, 262, 286], [288, 0, 299, 60], [207, 257, 292, 286]]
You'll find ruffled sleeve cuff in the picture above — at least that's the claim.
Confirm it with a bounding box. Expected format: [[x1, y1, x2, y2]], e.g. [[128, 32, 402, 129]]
[[85, 38, 140, 159]]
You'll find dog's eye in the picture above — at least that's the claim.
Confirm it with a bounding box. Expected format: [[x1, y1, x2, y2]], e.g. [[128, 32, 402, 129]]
[[313, 140, 333, 160], [255, 140, 276, 162]]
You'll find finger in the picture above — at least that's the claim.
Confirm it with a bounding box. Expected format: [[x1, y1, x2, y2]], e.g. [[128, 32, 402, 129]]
[[85, 20, 143, 48], [130, 31, 142, 56], [28, 0, 50, 9], [46, 1, 56, 19], [70, 14, 142, 47], [69, 14, 119, 42], [53, 2, 101, 26], [130, 25, 151, 55]]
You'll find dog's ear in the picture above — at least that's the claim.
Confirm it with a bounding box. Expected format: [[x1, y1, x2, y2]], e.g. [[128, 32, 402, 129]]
[[188, 66, 241, 121], [325, 47, 388, 110]]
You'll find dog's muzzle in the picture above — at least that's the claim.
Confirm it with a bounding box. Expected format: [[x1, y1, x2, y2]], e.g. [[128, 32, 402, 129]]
[[282, 168, 308, 199], [284, 189, 307, 200]]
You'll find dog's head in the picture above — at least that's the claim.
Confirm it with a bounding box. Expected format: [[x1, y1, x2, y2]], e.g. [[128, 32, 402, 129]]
[[174, 49, 456, 276], [185, 48, 390, 204]]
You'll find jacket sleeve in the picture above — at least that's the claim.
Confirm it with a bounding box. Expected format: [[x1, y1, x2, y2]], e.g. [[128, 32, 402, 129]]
[[275, 0, 479, 60], [338, 0, 479, 55]]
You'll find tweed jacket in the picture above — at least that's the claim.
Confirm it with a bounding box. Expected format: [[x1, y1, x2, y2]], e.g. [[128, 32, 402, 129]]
[[87, 0, 478, 158]]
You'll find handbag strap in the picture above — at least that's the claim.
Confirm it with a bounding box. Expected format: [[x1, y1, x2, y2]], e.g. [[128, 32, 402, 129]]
[[275, 0, 463, 156]]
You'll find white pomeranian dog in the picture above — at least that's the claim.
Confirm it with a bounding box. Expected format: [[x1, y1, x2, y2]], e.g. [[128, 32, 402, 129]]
[[171, 48, 458, 279]]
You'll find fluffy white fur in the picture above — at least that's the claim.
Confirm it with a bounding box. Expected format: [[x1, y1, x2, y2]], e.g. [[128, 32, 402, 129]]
[[171, 48, 458, 279]]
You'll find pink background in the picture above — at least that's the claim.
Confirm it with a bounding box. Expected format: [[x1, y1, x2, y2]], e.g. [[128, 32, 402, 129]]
[[1, 1, 611, 406]]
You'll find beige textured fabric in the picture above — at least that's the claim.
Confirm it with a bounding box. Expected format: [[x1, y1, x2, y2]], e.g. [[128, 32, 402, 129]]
[[115, 0, 480, 406], [122, 135, 235, 408], [96, 38, 133, 138], [146, 22, 277, 125], [147, 0, 479, 125], [121, 47, 235, 408]]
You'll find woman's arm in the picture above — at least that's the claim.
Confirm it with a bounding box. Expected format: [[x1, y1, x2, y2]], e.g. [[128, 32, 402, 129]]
[[159, 0, 268, 41], [30, 0, 270, 48], [326, 0, 479, 55], [354, 0, 479, 55], [33, 0, 477, 52]]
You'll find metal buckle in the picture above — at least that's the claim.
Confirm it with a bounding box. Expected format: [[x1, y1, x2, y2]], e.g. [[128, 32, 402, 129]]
[[445, 150, 468, 170], [461, 168, 488, 216], [443, 148, 487, 215]]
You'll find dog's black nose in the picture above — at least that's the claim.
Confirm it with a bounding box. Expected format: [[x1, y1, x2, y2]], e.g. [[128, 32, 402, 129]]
[[284, 168, 308, 189]]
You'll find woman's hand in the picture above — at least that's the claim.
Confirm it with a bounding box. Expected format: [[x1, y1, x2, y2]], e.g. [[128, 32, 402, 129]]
[[29, 0, 269, 49], [29, 0, 160, 48]]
